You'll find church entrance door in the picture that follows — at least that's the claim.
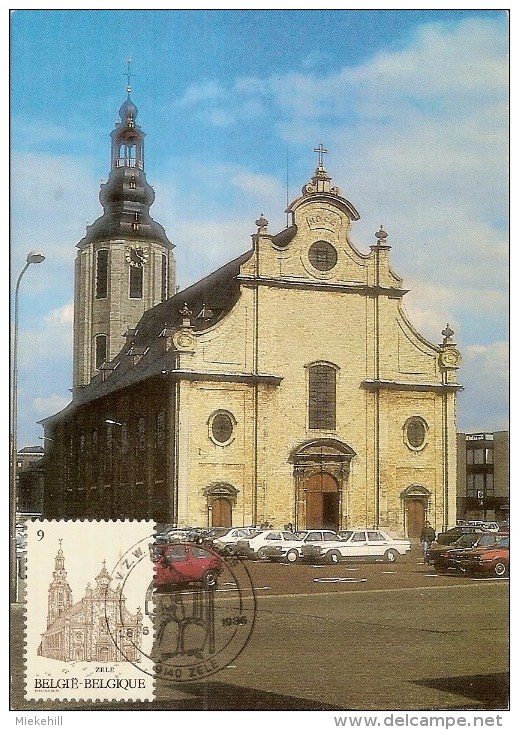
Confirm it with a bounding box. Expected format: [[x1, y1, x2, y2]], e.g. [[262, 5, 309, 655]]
[[305, 473, 339, 530], [407, 499, 425, 538], [97, 646, 110, 662], [212, 498, 232, 527]]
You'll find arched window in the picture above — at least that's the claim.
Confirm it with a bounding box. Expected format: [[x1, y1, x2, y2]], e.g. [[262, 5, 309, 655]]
[[308, 363, 337, 430], [95, 335, 108, 369], [95, 249, 108, 299], [161, 254, 168, 301], [137, 417, 146, 451], [155, 410, 166, 451], [129, 265, 143, 298]]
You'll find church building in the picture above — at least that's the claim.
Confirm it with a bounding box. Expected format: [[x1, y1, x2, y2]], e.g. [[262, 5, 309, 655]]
[[38, 542, 143, 662], [41, 90, 462, 538]]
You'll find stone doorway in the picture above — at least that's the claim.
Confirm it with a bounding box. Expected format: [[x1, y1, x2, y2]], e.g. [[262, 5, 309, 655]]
[[204, 482, 238, 528], [290, 438, 356, 531]]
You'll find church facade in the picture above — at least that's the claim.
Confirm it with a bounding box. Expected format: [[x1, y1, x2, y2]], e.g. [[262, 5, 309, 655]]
[[39, 543, 143, 662], [41, 94, 462, 538]]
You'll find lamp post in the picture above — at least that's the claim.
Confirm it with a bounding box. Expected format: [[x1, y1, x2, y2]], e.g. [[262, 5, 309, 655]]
[[10, 251, 45, 603]]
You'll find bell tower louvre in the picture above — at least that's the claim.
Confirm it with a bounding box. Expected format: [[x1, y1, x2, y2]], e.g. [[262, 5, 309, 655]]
[[73, 68, 175, 390]]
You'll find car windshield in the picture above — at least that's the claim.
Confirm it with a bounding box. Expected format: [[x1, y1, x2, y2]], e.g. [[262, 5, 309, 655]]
[[477, 534, 501, 547], [339, 531, 353, 540], [282, 531, 300, 540], [207, 528, 230, 538], [453, 533, 480, 547]]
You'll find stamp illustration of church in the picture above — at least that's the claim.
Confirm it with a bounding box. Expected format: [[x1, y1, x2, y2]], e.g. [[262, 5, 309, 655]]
[[38, 542, 143, 662]]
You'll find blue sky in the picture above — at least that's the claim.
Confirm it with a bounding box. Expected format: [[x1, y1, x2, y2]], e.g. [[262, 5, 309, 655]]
[[9, 8, 509, 447]]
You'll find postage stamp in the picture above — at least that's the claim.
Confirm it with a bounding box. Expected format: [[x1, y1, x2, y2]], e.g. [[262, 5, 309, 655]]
[[24, 520, 155, 702]]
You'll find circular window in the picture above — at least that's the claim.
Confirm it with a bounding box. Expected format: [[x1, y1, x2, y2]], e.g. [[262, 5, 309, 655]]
[[308, 241, 337, 271], [405, 418, 427, 450], [211, 412, 234, 445]]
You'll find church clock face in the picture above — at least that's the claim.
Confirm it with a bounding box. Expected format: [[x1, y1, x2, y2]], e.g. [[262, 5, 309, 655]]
[[125, 245, 148, 268]]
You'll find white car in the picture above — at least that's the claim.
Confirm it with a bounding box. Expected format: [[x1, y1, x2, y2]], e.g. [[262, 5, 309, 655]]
[[260, 528, 342, 562], [301, 529, 411, 564], [236, 530, 305, 562], [210, 528, 253, 554]]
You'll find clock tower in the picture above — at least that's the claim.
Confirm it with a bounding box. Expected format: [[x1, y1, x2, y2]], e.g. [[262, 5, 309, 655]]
[[73, 81, 175, 390]]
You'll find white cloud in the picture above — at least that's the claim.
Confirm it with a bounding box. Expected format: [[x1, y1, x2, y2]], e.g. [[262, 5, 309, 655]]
[[19, 302, 74, 368], [33, 394, 71, 417], [44, 303, 74, 326], [178, 80, 227, 107], [231, 171, 285, 200], [464, 341, 509, 382]]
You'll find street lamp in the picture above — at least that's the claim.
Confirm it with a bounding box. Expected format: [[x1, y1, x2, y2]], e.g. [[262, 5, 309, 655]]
[[10, 251, 45, 603]]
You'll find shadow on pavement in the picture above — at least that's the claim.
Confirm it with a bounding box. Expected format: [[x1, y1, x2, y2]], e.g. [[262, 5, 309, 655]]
[[412, 673, 509, 709]]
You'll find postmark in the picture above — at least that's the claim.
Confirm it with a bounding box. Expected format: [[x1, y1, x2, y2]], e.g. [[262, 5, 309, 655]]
[[24, 520, 155, 702], [106, 532, 257, 683]]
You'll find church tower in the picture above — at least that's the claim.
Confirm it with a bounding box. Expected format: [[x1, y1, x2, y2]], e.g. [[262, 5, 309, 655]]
[[47, 541, 73, 627], [73, 72, 175, 390]]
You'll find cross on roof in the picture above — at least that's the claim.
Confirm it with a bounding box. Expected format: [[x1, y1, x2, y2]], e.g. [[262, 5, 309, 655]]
[[314, 143, 328, 167]]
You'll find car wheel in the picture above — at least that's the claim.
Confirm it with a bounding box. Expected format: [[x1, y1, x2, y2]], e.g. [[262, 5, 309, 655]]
[[202, 570, 218, 589], [285, 549, 298, 563], [224, 544, 235, 555], [257, 547, 268, 559], [493, 561, 509, 578], [383, 549, 398, 563], [326, 550, 341, 565]]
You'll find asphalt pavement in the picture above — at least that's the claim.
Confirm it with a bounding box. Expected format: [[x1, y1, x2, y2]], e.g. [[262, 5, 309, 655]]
[[11, 549, 509, 711]]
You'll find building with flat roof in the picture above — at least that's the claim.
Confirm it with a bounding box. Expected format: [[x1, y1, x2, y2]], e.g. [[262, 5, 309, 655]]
[[456, 431, 509, 523]]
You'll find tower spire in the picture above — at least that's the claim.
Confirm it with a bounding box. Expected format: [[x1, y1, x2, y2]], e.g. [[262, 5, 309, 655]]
[[125, 58, 133, 97], [47, 542, 73, 627]]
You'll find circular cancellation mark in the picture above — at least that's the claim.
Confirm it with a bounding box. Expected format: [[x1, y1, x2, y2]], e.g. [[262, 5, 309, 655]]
[[103, 535, 257, 683]]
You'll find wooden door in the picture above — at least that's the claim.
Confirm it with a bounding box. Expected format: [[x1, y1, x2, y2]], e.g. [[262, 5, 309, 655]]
[[305, 472, 339, 529], [212, 498, 232, 527], [407, 499, 425, 538]]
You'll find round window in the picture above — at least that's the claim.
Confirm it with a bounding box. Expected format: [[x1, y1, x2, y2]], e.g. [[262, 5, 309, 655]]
[[308, 241, 337, 271], [406, 418, 427, 449], [211, 412, 234, 445]]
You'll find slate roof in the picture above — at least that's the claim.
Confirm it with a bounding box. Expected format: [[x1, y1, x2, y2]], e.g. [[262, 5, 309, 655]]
[[41, 249, 253, 422]]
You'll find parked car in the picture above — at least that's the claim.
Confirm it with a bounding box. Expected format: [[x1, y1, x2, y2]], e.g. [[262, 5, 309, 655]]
[[154, 526, 209, 544], [209, 527, 255, 554], [150, 541, 223, 589], [236, 530, 305, 561], [449, 535, 509, 578], [425, 531, 487, 564], [461, 520, 500, 532], [431, 533, 506, 573], [301, 529, 411, 564], [436, 525, 488, 545]]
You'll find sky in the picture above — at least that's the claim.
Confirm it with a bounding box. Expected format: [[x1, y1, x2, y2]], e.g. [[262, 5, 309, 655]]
[[9, 7, 509, 448]]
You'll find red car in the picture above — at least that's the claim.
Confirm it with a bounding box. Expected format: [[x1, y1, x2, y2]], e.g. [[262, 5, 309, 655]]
[[431, 532, 506, 573], [150, 542, 223, 589], [451, 535, 509, 578]]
